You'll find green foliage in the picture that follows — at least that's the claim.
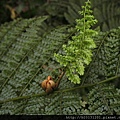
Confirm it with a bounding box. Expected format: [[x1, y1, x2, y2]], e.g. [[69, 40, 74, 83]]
[[92, 0, 120, 31], [44, 0, 120, 31], [87, 84, 120, 115], [83, 28, 120, 85], [0, 1, 120, 115], [54, 0, 98, 84]]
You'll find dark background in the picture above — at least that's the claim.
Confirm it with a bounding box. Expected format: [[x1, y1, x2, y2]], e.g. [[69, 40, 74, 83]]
[[0, 0, 120, 32]]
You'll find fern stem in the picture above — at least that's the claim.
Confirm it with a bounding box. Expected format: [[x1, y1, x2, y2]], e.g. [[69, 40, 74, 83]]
[[62, 74, 120, 93], [0, 74, 120, 104], [0, 92, 46, 104], [83, 3, 86, 41]]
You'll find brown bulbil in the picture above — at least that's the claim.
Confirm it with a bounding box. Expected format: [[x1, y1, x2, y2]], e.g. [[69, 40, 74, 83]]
[[41, 76, 56, 94]]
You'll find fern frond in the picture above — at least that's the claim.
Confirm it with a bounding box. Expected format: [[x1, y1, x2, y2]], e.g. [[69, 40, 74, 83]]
[[83, 28, 120, 84], [55, 0, 98, 84], [0, 16, 48, 89], [44, 92, 82, 115], [87, 84, 120, 115], [0, 16, 75, 114]]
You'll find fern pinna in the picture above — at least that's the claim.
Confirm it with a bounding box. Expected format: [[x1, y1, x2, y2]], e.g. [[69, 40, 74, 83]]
[[0, 0, 120, 115]]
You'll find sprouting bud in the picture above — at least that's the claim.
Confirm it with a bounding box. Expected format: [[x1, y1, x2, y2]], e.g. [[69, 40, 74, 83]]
[[41, 76, 56, 94], [47, 76, 52, 80]]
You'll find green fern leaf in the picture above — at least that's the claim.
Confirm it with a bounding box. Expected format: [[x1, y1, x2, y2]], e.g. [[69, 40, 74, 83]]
[[87, 84, 120, 115]]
